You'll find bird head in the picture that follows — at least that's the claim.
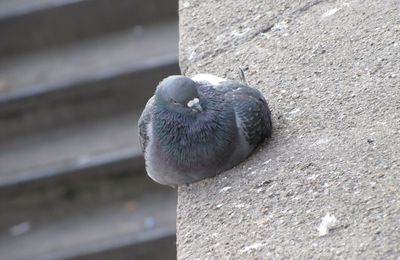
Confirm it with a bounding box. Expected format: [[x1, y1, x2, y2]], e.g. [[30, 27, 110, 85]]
[[155, 75, 203, 112]]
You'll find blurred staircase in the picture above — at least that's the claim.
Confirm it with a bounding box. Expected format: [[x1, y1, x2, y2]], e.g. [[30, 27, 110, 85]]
[[0, 0, 179, 259]]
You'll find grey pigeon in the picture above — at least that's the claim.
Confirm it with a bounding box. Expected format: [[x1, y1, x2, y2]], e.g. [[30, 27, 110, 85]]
[[138, 73, 272, 186]]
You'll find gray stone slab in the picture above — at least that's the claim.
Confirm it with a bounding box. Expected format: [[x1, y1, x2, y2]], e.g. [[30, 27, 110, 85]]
[[177, 0, 400, 258], [72, 234, 176, 260], [0, 0, 178, 56], [0, 177, 176, 260], [0, 20, 179, 147], [0, 111, 140, 187], [0, 20, 178, 101]]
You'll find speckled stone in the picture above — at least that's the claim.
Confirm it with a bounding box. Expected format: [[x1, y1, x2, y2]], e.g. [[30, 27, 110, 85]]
[[177, 0, 400, 259]]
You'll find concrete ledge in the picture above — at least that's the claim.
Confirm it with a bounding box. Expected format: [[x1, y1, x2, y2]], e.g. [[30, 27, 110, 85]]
[[177, 0, 400, 258]]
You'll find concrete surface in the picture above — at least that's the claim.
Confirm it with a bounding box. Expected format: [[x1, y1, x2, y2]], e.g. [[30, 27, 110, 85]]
[[177, 0, 400, 259]]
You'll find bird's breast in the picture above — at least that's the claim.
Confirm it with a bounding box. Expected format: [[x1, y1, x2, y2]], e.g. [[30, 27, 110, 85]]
[[155, 120, 235, 168]]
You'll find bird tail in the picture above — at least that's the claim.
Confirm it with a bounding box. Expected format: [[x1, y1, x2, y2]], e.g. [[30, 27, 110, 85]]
[[239, 67, 248, 85]]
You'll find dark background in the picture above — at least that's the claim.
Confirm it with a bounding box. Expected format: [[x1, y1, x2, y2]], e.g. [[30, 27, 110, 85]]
[[0, 0, 179, 259]]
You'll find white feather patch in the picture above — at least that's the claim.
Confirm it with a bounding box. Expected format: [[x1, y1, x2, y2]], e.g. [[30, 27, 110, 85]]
[[191, 74, 226, 86], [187, 97, 200, 108]]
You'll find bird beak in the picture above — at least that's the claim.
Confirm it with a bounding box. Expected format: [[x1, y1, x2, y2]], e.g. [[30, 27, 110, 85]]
[[187, 97, 202, 111]]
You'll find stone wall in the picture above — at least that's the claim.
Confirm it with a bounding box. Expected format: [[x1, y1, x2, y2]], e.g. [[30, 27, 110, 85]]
[[177, 0, 400, 258]]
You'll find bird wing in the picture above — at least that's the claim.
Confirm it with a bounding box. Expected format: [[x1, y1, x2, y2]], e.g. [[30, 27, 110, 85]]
[[138, 96, 155, 154], [219, 81, 272, 146]]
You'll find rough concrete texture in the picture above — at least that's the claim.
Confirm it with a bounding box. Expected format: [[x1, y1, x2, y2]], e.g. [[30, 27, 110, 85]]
[[177, 0, 400, 259]]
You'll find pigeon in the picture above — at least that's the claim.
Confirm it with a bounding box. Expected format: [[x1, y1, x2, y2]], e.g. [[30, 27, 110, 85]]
[[138, 71, 272, 186]]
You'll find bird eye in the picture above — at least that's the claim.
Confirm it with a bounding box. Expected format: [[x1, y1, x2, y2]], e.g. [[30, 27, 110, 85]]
[[169, 98, 177, 104]]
